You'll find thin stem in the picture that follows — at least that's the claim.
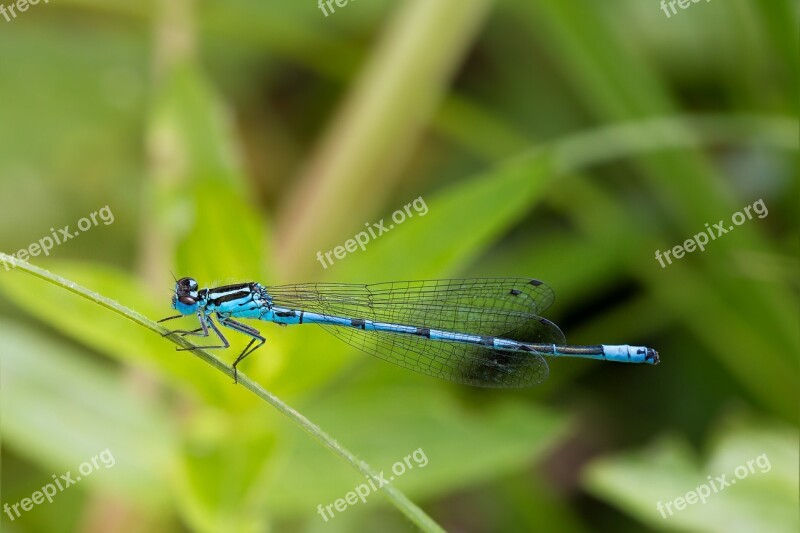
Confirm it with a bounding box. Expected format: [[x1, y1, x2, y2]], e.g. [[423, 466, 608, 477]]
[[276, 0, 493, 278], [0, 253, 444, 532]]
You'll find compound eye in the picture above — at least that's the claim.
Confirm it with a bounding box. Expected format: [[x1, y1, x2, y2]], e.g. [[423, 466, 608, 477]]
[[179, 295, 197, 306], [178, 277, 197, 290]]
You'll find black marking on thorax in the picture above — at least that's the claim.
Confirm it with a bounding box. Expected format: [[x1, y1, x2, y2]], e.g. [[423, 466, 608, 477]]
[[208, 287, 255, 307]]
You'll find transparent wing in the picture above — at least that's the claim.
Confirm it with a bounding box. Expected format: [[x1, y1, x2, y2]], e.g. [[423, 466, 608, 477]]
[[267, 278, 564, 387], [266, 278, 557, 337], [316, 321, 558, 387]]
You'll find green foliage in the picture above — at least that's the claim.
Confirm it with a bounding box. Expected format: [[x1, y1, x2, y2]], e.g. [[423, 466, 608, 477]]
[[585, 418, 798, 532], [0, 0, 797, 531]]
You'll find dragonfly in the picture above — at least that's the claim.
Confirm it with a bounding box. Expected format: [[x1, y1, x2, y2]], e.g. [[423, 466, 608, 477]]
[[159, 277, 659, 387]]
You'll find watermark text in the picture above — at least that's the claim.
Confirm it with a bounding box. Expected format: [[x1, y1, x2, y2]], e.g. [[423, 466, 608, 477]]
[[655, 199, 767, 268], [656, 452, 771, 519], [660, 0, 711, 19], [316, 197, 428, 269], [1, 205, 115, 272], [1, 0, 50, 23], [318, 0, 356, 17], [317, 447, 428, 522], [3, 448, 116, 522]]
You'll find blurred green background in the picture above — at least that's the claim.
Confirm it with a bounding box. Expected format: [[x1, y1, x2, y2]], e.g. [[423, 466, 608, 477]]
[[0, 0, 797, 532]]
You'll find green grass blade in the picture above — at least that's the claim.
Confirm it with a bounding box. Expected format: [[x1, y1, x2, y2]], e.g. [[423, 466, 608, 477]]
[[0, 253, 444, 533]]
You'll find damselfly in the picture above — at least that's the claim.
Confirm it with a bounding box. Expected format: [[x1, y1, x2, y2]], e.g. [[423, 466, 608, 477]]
[[159, 277, 659, 387]]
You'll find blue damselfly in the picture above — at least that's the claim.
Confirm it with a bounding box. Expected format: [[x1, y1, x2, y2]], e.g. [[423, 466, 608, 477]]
[[159, 277, 659, 387]]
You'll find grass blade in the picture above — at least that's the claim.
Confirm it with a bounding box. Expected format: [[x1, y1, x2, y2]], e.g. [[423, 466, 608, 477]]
[[0, 253, 444, 533]]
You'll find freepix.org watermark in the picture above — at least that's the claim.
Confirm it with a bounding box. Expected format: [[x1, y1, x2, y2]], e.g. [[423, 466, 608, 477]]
[[316, 447, 429, 522], [316, 196, 428, 270], [1, 205, 114, 272], [317, 0, 356, 17], [660, 0, 711, 19], [3, 449, 116, 522], [655, 199, 767, 269], [656, 452, 771, 519], [0, 0, 49, 23]]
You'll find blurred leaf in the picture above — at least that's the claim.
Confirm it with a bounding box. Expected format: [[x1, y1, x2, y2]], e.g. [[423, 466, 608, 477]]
[[145, 59, 270, 285], [276, 0, 493, 277], [173, 412, 278, 533], [549, 173, 798, 420], [584, 419, 799, 532], [0, 322, 173, 508], [341, 151, 556, 280], [264, 380, 568, 515]]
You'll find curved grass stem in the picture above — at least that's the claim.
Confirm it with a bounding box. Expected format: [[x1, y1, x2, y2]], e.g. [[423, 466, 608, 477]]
[[0, 253, 444, 533]]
